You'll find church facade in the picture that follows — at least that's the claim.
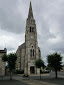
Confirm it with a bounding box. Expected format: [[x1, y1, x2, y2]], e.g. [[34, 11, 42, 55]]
[[16, 2, 41, 74]]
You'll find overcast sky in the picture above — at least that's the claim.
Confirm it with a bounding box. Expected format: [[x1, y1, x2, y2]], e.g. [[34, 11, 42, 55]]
[[0, 0, 64, 64]]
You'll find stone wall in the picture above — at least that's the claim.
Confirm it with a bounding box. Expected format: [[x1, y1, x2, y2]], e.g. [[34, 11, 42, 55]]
[[0, 48, 7, 76]]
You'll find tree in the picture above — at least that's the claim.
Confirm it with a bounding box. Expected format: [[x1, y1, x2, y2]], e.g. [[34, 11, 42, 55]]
[[35, 59, 44, 79], [2, 54, 8, 62], [47, 52, 62, 78], [8, 53, 17, 80], [2, 53, 17, 80]]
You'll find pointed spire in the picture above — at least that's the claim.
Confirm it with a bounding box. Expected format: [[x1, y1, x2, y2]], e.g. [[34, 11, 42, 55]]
[[28, 1, 33, 19]]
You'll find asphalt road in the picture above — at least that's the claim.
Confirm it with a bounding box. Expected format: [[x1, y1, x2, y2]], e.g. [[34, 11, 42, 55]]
[[0, 71, 64, 80], [0, 72, 64, 85], [0, 80, 28, 85]]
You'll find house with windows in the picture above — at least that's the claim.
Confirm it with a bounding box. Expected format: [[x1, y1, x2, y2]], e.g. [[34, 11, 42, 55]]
[[0, 48, 7, 76]]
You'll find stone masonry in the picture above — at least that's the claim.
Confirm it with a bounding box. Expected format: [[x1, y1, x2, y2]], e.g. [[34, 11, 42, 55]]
[[16, 2, 41, 75], [0, 48, 7, 76]]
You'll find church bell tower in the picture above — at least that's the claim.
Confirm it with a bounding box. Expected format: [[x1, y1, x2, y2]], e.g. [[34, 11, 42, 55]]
[[16, 1, 41, 74], [24, 1, 41, 74]]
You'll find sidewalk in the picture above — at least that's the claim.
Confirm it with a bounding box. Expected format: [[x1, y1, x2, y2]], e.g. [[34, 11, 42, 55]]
[[17, 73, 50, 76]]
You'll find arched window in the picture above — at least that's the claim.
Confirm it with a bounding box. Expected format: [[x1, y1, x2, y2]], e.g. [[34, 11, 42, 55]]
[[33, 49, 34, 56], [30, 45, 35, 58], [30, 27, 31, 32], [30, 27, 34, 32], [32, 28, 34, 32], [30, 49, 32, 57]]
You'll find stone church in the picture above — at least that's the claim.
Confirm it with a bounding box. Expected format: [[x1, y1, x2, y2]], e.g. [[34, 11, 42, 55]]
[[16, 2, 41, 74]]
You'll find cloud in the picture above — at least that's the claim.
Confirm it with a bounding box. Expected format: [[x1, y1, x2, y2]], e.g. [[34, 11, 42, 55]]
[[0, 0, 26, 34], [0, 0, 64, 64], [0, 28, 25, 53]]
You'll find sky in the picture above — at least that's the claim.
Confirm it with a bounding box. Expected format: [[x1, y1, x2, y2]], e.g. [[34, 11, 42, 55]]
[[0, 0, 64, 65]]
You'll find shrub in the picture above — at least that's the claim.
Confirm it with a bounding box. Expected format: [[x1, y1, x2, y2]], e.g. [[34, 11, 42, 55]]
[[15, 70, 24, 74]]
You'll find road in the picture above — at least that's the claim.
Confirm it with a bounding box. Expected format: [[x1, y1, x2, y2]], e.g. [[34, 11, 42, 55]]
[[0, 80, 28, 85], [0, 71, 64, 85], [0, 71, 64, 80]]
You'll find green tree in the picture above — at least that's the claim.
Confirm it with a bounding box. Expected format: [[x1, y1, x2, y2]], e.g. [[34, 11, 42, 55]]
[[2, 54, 8, 62], [47, 52, 62, 78], [35, 59, 44, 79], [2, 53, 17, 80], [8, 53, 17, 80]]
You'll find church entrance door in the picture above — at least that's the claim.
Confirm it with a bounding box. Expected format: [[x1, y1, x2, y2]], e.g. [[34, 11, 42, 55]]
[[30, 66, 35, 74]]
